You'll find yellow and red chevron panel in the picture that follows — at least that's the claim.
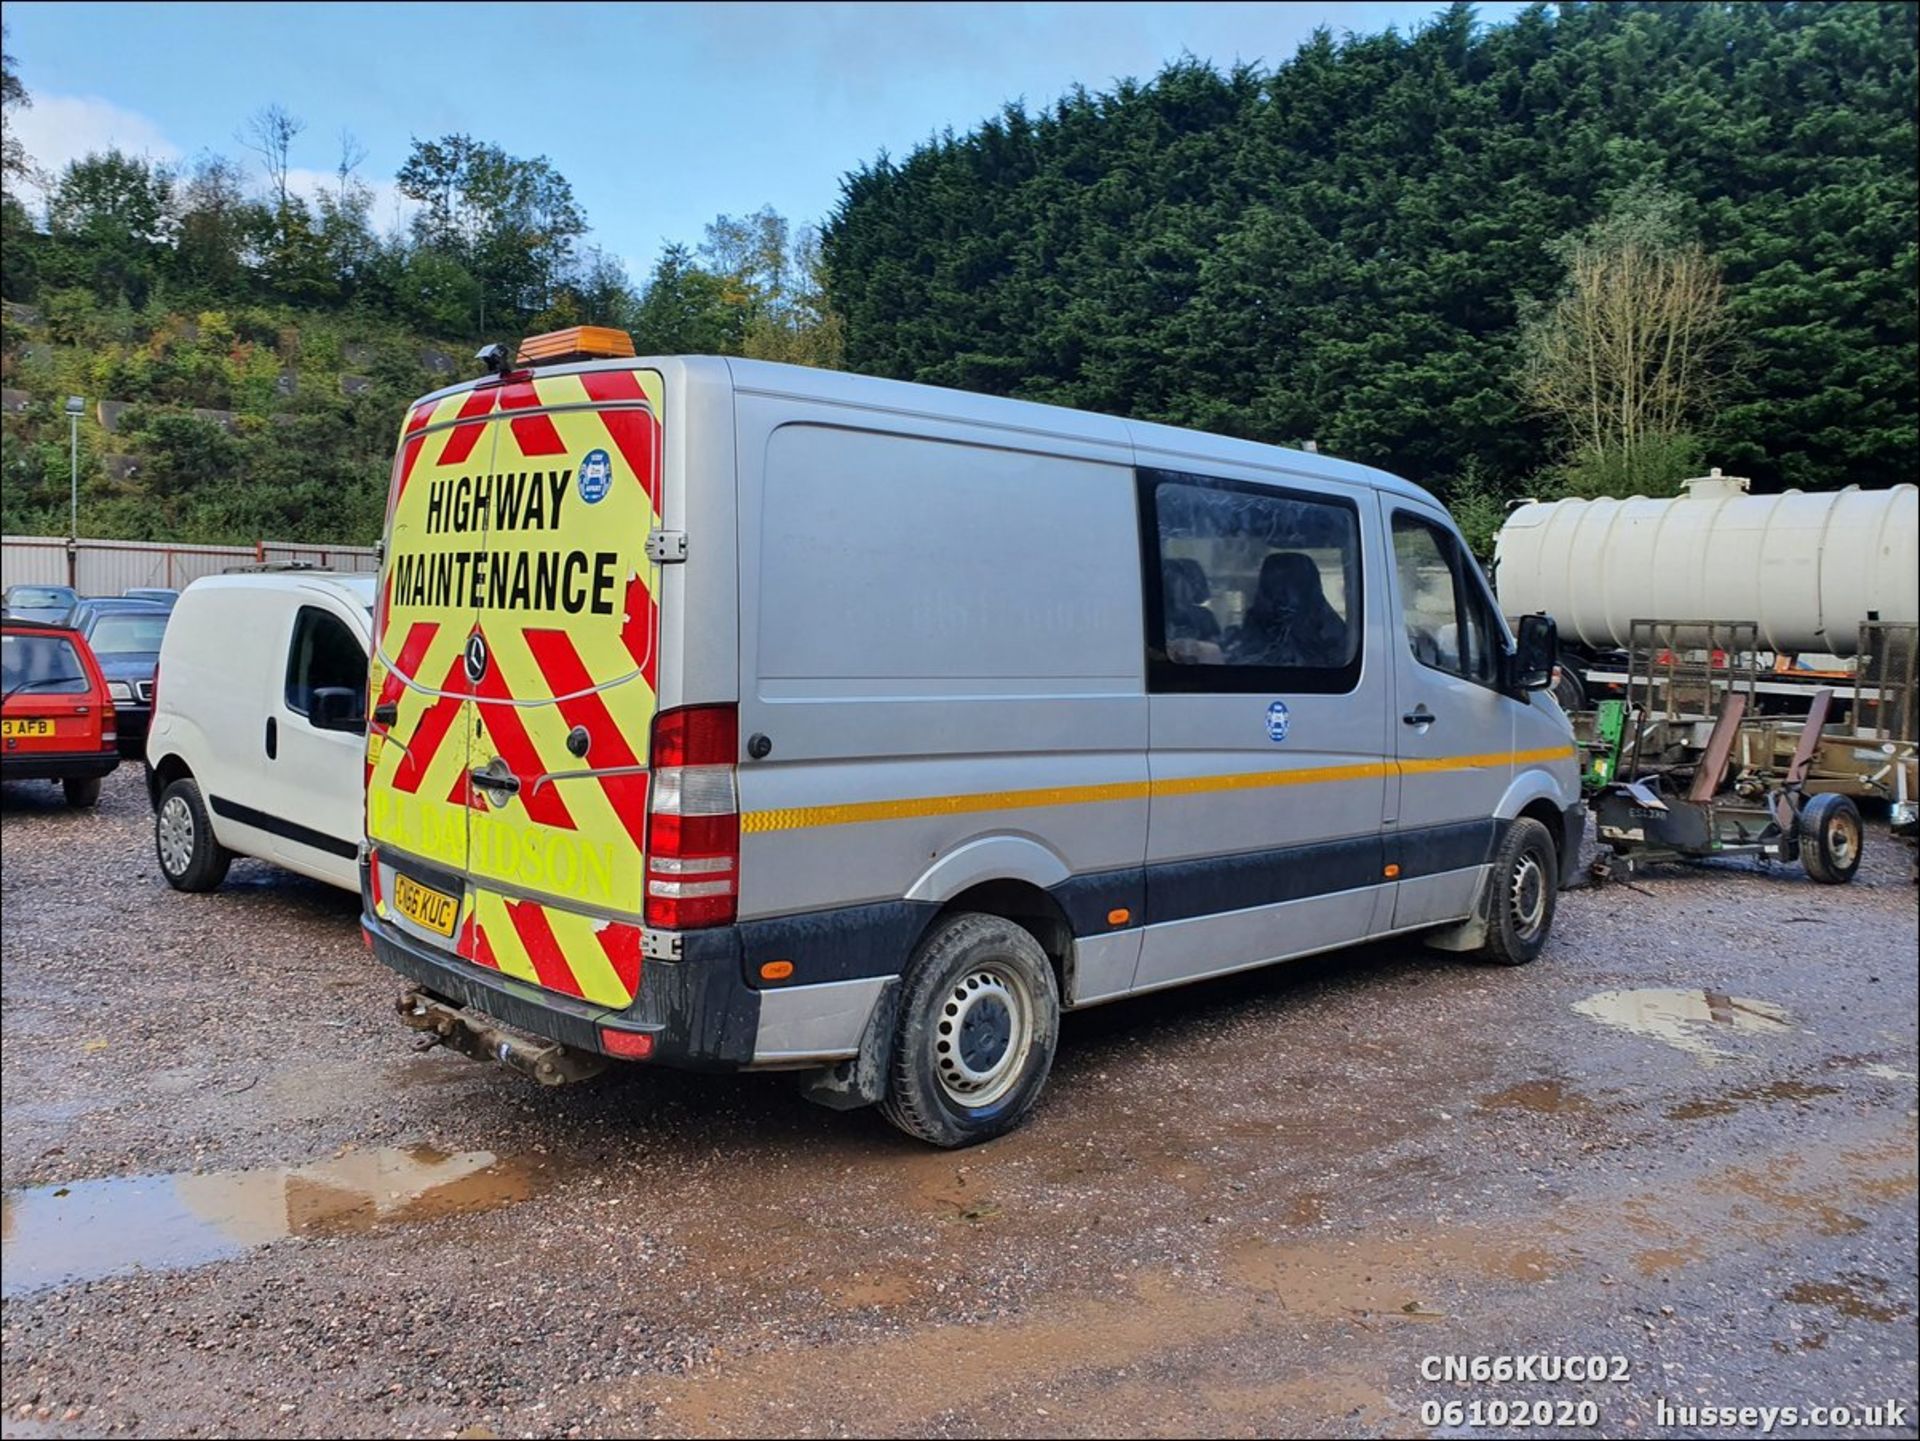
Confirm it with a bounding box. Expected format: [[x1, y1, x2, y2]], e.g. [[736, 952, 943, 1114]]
[[367, 366, 664, 1009], [456, 892, 644, 1009]]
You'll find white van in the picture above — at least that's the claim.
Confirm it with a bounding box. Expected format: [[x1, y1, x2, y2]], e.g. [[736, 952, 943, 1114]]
[[146, 573, 375, 892], [363, 333, 1580, 1146]]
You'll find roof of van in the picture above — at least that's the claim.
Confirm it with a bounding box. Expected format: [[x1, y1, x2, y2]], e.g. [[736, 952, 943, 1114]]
[[409, 355, 1444, 508], [182, 572, 378, 608]]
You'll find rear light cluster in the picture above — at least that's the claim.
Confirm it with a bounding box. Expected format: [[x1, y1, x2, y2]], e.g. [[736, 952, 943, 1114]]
[[643, 704, 739, 930]]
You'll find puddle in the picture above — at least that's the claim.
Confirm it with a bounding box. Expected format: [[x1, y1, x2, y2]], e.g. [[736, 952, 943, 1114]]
[[1667, 1080, 1840, 1120], [1860, 1062, 1919, 1082], [1783, 1275, 1911, 1324], [1, 1146, 543, 1298], [1573, 988, 1791, 1064], [1477, 1079, 1591, 1115]]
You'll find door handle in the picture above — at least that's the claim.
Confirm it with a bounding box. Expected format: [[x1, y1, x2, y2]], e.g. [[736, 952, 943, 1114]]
[[1402, 706, 1435, 729], [265, 716, 278, 759], [469, 767, 520, 796]]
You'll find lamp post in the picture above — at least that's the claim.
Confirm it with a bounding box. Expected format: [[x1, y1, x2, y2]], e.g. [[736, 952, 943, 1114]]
[[64, 396, 84, 587]]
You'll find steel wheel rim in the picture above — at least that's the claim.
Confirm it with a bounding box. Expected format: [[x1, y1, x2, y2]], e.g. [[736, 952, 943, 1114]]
[[158, 795, 195, 876], [1510, 851, 1548, 940], [1825, 812, 1860, 869], [934, 963, 1034, 1109]]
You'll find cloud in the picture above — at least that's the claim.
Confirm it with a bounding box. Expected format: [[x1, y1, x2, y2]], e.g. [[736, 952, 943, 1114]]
[[6, 91, 181, 179]]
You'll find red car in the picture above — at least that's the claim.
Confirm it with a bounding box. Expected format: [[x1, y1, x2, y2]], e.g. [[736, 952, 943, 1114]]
[[2, 618, 120, 807]]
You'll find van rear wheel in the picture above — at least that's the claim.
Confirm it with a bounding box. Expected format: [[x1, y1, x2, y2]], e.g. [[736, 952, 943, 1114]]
[[881, 913, 1060, 1148], [156, 777, 231, 892], [1478, 817, 1558, 966]]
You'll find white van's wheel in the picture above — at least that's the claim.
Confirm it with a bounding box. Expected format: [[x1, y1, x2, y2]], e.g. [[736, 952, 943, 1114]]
[[156, 778, 231, 893], [881, 913, 1060, 1148], [1477, 817, 1557, 966]]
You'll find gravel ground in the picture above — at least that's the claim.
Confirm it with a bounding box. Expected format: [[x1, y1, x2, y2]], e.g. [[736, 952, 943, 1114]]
[[2, 768, 1915, 1439]]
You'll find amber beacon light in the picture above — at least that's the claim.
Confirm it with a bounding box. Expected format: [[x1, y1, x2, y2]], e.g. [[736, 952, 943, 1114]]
[[515, 326, 637, 367]]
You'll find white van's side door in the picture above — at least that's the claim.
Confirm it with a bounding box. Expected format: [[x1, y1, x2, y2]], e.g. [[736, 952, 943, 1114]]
[[260, 598, 370, 884], [1131, 463, 1394, 993], [1381, 500, 1515, 929]]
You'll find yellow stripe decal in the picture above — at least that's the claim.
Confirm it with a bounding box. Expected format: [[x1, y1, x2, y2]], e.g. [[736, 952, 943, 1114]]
[[740, 745, 1576, 835]]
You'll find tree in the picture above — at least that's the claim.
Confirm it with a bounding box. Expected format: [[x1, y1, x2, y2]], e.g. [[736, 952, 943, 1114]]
[[240, 103, 305, 219], [1517, 183, 1733, 497], [170, 152, 263, 299], [397, 133, 587, 329], [1, 30, 35, 298], [823, 2, 1917, 492], [700, 206, 845, 367], [629, 243, 744, 355], [2, 27, 29, 182], [43, 150, 175, 305]]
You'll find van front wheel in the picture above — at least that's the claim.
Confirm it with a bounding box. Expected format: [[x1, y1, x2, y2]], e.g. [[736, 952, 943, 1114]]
[[156, 777, 231, 893], [1478, 817, 1558, 966], [881, 913, 1060, 1148]]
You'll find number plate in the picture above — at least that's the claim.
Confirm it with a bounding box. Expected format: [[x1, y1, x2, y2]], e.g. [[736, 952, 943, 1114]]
[[393, 873, 459, 937], [1, 718, 53, 738]]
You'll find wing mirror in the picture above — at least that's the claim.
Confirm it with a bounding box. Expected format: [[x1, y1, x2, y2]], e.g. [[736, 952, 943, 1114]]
[[1510, 613, 1557, 693], [310, 686, 367, 734]]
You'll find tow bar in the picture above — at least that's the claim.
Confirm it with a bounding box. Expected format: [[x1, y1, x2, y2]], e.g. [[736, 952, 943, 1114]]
[[396, 988, 607, 1086]]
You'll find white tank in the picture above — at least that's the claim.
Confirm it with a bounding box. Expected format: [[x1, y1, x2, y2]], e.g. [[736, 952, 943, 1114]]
[[1493, 471, 1920, 657]]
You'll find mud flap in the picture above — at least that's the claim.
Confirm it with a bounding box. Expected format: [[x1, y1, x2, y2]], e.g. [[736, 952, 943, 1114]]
[[1421, 869, 1491, 953], [797, 978, 901, 1111]]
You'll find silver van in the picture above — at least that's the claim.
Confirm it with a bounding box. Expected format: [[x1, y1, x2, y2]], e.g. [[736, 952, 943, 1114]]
[[363, 335, 1580, 1147]]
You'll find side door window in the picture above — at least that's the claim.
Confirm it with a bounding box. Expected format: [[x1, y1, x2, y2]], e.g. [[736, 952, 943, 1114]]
[[284, 607, 367, 721], [1391, 515, 1500, 687], [1141, 470, 1364, 694]]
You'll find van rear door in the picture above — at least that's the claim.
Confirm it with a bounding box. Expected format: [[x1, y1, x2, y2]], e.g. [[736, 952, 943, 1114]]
[[455, 368, 664, 1010], [367, 390, 498, 945]]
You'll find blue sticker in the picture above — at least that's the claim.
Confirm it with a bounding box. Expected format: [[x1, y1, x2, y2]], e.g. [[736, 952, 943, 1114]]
[[1265, 700, 1291, 743], [577, 448, 613, 504]]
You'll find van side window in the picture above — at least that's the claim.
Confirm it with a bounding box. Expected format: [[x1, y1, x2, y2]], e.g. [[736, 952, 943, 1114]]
[[284, 607, 366, 717], [1391, 514, 1498, 685], [1140, 469, 1364, 695]]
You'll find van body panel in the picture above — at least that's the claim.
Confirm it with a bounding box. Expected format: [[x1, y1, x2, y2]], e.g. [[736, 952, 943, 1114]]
[[731, 396, 1149, 927], [1128, 882, 1398, 996], [752, 974, 895, 1064]]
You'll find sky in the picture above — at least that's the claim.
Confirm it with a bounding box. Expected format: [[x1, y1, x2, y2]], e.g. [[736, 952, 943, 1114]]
[[4, 1, 1527, 283]]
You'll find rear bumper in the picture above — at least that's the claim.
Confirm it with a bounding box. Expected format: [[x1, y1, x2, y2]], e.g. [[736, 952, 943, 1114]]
[[361, 869, 759, 1072], [113, 705, 150, 757], [2, 750, 120, 782]]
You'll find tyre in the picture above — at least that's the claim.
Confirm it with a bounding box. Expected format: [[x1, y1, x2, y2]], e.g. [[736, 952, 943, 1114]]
[[155, 776, 231, 892], [62, 776, 102, 808], [881, 912, 1061, 1148], [1798, 792, 1863, 885], [1477, 817, 1558, 965], [1551, 661, 1587, 715]]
